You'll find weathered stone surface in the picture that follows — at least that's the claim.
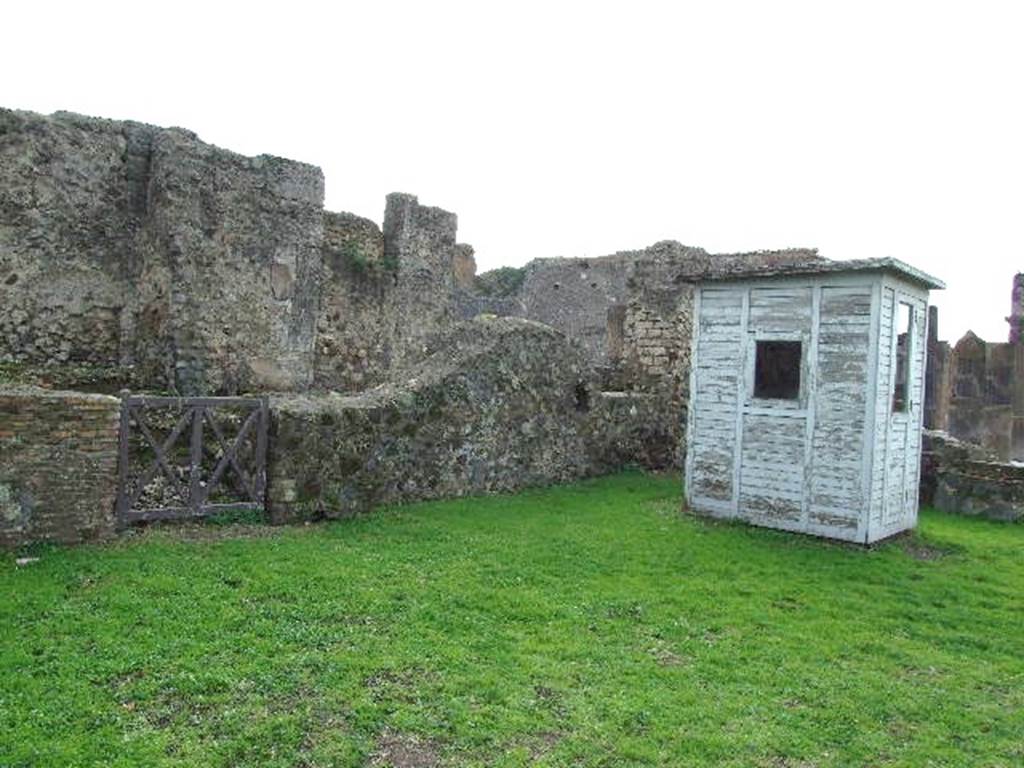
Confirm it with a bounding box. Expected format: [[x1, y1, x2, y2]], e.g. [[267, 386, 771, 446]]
[[452, 243, 476, 290], [0, 110, 154, 369], [924, 276, 1024, 462], [1, 108, 325, 394], [314, 211, 392, 392], [0, 387, 119, 547], [384, 193, 461, 371], [137, 130, 325, 393], [921, 430, 1024, 522], [267, 317, 674, 521], [464, 241, 820, 466]]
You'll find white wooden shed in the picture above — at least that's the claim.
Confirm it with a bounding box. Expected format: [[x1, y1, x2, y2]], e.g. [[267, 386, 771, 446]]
[[684, 258, 944, 543]]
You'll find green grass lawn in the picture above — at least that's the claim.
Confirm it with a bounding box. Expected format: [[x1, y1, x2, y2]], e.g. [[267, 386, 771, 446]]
[[1, 472, 1021, 767]]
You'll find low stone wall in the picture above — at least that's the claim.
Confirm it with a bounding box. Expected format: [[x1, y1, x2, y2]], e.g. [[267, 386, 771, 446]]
[[267, 317, 677, 521], [921, 430, 1023, 522], [0, 321, 680, 546], [0, 388, 120, 547]]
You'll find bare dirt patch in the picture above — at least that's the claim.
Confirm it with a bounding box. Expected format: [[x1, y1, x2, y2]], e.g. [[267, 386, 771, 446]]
[[369, 730, 439, 768], [120, 520, 306, 544], [898, 537, 955, 561]]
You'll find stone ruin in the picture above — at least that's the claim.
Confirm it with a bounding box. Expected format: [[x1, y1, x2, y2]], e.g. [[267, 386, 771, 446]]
[[7, 106, 1015, 545], [924, 275, 1024, 461], [916, 275, 1024, 522]]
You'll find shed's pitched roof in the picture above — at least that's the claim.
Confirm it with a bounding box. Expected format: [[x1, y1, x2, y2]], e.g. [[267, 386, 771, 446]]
[[695, 257, 945, 290]]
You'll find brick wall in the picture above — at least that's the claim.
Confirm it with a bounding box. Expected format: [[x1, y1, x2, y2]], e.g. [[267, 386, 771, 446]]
[[0, 388, 120, 547]]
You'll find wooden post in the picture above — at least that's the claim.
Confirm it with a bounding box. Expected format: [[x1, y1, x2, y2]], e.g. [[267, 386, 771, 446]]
[[116, 389, 132, 525], [256, 397, 269, 509], [189, 406, 203, 513]]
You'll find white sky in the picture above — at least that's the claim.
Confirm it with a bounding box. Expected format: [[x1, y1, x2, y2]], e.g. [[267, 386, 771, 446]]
[[4, 1, 1021, 342]]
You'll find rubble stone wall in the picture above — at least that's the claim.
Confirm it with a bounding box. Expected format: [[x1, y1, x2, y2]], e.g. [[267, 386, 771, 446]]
[[0, 110, 152, 370], [267, 317, 676, 521], [0, 388, 119, 547], [925, 323, 1024, 461], [1, 108, 326, 395], [314, 211, 392, 392], [920, 430, 1024, 522]]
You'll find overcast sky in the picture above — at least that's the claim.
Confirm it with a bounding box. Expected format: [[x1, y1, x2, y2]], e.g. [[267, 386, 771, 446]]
[[4, 1, 1021, 342]]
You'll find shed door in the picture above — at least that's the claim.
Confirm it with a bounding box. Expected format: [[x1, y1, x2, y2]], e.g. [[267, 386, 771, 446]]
[[736, 288, 813, 526], [883, 295, 926, 529]]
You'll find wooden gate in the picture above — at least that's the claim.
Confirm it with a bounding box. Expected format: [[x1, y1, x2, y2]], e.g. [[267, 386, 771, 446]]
[[116, 394, 269, 523]]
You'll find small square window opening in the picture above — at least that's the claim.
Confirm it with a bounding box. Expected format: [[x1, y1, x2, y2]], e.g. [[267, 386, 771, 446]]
[[754, 340, 802, 400]]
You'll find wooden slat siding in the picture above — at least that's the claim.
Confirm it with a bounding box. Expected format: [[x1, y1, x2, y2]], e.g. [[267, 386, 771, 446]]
[[683, 288, 701, 505], [907, 300, 930, 531], [689, 288, 743, 503], [870, 286, 896, 527], [730, 287, 810, 525], [730, 289, 751, 511], [800, 286, 822, 527], [740, 414, 804, 521], [883, 290, 927, 529], [748, 287, 813, 332], [884, 329, 906, 526], [900, 296, 928, 528], [808, 286, 873, 527], [868, 282, 931, 541]]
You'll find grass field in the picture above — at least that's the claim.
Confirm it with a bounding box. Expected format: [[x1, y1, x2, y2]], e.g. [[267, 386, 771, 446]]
[[1, 472, 1021, 767]]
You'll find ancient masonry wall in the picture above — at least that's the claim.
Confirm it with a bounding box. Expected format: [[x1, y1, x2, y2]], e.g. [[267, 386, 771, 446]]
[[0, 389, 120, 547], [268, 317, 675, 521], [315, 211, 391, 391], [1, 108, 481, 398], [314, 195, 476, 392], [920, 430, 1024, 522], [466, 242, 821, 465], [925, 278, 1024, 461], [0, 109, 326, 395]]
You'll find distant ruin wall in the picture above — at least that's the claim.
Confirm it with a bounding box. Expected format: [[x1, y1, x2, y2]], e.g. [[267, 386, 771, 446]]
[[471, 242, 820, 385], [515, 255, 633, 365], [925, 304, 1024, 462], [0, 388, 119, 547]]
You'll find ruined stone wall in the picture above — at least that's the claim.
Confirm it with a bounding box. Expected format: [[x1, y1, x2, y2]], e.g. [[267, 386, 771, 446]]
[[312, 195, 471, 392], [136, 131, 324, 394], [1008, 273, 1024, 344], [267, 317, 675, 521], [920, 430, 1023, 522], [0, 388, 119, 547], [0, 110, 153, 369], [383, 193, 468, 372], [470, 242, 819, 384], [515, 255, 633, 364], [926, 323, 1024, 461], [314, 211, 392, 392], [1, 109, 324, 395]]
